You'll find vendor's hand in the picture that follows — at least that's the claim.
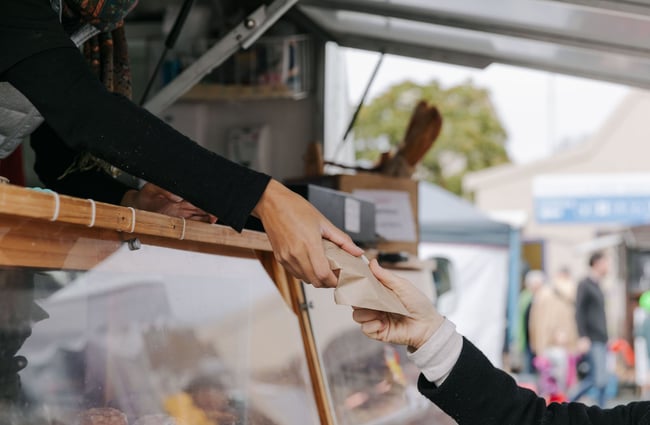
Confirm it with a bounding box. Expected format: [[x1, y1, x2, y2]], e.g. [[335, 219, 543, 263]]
[[252, 179, 363, 287], [122, 183, 218, 223], [352, 260, 444, 351]]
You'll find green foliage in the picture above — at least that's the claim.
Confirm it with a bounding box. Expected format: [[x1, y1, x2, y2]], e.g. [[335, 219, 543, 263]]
[[354, 79, 510, 196]]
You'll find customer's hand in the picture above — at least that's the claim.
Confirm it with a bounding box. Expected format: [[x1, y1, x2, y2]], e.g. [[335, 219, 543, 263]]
[[252, 179, 363, 287], [352, 260, 444, 351], [122, 183, 218, 223]]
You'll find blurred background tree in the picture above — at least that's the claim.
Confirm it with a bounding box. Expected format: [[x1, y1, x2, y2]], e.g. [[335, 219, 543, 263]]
[[354, 80, 510, 196]]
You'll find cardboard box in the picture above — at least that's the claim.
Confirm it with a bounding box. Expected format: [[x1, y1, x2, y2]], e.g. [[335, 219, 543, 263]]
[[286, 173, 419, 255]]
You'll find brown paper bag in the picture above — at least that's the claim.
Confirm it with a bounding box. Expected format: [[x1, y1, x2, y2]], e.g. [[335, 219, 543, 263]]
[[323, 240, 411, 316]]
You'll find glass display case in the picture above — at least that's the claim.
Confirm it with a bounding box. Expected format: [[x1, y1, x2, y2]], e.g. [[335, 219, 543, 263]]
[[0, 184, 451, 425], [0, 185, 326, 425]]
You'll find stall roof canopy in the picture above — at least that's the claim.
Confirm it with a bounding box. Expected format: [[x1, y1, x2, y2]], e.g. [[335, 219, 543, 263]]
[[419, 182, 511, 246], [298, 0, 650, 89]]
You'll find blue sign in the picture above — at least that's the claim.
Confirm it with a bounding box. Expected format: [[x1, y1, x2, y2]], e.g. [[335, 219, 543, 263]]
[[535, 196, 650, 224]]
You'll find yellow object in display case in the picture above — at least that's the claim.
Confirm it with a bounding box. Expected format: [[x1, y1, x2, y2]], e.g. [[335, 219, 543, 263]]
[[164, 393, 212, 425]]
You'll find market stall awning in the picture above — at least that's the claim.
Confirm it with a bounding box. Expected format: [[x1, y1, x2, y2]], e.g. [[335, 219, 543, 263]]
[[298, 0, 650, 88], [418, 182, 511, 246]]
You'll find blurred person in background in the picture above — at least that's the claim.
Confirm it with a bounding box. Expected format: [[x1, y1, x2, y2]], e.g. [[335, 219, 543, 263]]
[[529, 267, 579, 399], [518, 270, 546, 374], [570, 252, 610, 406]]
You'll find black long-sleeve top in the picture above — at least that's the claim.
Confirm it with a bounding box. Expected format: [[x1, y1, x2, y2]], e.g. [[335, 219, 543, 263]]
[[576, 277, 608, 343], [420, 339, 650, 425], [30, 123, 134, 205], [0, 0, 270, 231]]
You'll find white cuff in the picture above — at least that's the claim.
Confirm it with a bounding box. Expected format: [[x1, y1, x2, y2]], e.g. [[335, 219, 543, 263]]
[[407, 319, 463, 386]]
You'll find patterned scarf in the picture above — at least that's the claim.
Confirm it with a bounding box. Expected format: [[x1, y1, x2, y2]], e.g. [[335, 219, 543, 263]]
[[58, 0, 139, 177]]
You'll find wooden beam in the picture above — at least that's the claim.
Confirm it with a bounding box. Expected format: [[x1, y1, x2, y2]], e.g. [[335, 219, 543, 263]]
[[0, 215, 259, 270], [0, 184, 271, 252], [0, 215, 120, 269]]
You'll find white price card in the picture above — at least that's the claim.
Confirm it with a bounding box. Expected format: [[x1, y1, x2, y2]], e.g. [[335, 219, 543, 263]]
[[344, 197, 361, 233], [352, 190, 417, 242]]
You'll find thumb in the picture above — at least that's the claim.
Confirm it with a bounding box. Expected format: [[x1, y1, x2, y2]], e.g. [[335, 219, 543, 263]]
[[369, 259, 408, 293], [321, 222, 364, 256]]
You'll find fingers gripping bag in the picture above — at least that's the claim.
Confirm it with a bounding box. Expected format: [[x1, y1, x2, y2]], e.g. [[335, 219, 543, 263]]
[[323, 240, 410, 317]]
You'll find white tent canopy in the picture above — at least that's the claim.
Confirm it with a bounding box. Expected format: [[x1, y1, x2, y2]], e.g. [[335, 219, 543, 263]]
[[419, 182, 511, 247]]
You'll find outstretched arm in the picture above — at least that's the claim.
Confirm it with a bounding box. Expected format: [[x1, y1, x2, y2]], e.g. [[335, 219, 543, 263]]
[[31, 123, 217, 223], [352, 261, 650, 425], [6, 46, 268, 231], [31, 122, 133, 205], [2, 0, 362, 286], [419, 337, 650, 425]]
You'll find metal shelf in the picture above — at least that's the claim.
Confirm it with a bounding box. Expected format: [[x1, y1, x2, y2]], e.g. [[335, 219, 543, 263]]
[[178, 83, 308, 101]]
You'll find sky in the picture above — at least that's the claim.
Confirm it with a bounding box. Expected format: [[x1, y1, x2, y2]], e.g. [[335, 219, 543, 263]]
[[344, 48, 631, 164]]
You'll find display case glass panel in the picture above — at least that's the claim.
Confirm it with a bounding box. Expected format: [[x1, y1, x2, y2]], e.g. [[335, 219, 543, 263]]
[[0, 218, 319, 425], [303, 285, 454, 425]]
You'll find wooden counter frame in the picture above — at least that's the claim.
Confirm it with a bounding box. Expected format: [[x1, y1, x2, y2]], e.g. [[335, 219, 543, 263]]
[[0, 184, 335, 425]]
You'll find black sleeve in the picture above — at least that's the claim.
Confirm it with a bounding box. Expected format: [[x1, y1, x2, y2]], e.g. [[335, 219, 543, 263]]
[[4, 47, 270, 231], [30, 123, 133, 205], [418, 338, 650, 425], [575, 281, 589, 338], [0, 0, 74, 75]]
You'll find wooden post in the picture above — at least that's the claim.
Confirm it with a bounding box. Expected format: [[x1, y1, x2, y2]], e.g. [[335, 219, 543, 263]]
[[254, 251, 335, 425], [287, 273, 336, 425]]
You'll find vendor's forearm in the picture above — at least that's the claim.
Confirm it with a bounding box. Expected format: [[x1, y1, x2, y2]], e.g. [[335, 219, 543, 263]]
[[5, 47, 269, 231], [31, 123, 132, 205]]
